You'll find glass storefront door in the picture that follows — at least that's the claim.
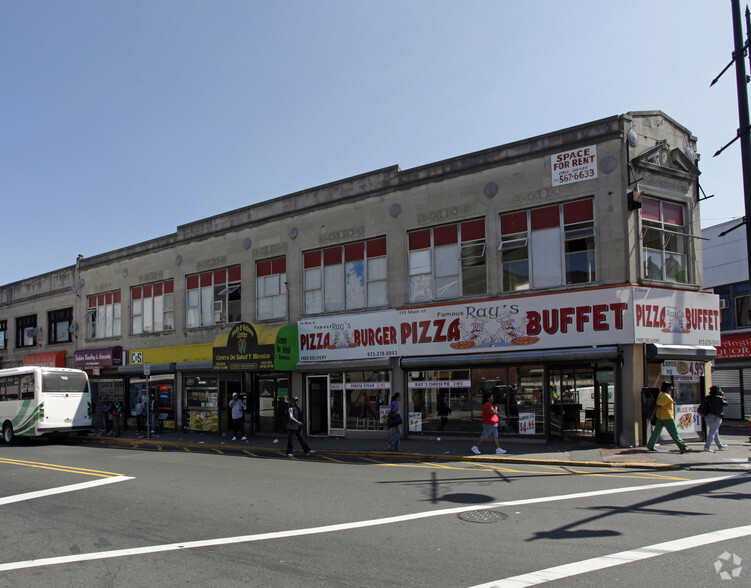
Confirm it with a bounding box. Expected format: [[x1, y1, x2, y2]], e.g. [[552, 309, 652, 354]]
[[548, 366, 594, 440], [594, 366, 615, 443], [547, 364, 615, 441], [256, 374, 290, 434], [307, 375, 329, 436]]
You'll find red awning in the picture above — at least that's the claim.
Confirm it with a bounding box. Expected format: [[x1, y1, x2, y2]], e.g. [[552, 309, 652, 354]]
[[22, 350, 67, 367]]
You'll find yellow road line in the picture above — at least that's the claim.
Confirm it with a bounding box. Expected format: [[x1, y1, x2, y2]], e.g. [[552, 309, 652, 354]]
[[0, 457, 122, 478], [377, 459, 690, 480], [318, 454, 347, 463]]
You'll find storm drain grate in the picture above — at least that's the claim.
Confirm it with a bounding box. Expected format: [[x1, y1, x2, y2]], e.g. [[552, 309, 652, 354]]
[[457, 510, 508, 523]]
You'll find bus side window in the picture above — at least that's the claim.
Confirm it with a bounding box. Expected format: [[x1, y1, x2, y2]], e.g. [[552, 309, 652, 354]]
[[20, 374, 34, 399]]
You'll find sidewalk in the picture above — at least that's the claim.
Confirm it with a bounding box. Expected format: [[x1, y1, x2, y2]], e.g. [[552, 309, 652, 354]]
[[78, 426, 751, 473]]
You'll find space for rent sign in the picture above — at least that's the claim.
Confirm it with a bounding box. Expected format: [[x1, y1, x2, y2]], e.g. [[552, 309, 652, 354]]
[[551, 145, 597, 186]]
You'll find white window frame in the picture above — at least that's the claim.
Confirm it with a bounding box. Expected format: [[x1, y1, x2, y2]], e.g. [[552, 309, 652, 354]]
[[500, 200, 596, 292], [641, 197, 689, 284], [408, 221, 486, 303], [87, 291, 122, 340], [304, 238, 387, 315], [256, 257, 287, 321], [186, 267, 242, 329], [131, 280, 175, 335]]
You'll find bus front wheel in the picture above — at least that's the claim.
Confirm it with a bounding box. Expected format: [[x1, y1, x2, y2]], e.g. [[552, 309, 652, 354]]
[[2, 422, 14, 444]]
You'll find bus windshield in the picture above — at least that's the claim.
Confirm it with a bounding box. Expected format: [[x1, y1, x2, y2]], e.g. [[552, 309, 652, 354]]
[[42, 372, 88, 394]]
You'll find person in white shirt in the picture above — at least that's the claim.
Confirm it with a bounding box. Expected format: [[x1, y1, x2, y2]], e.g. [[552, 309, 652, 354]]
[[229, 392, 247, 441]]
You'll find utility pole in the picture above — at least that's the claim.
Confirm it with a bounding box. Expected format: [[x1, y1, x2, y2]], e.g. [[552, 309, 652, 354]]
[[713, 0, 751, 288], [734, 1, 751, 289]]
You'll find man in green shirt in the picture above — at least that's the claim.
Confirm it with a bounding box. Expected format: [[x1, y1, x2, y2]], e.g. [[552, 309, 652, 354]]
[[646, 382, 692, 453]]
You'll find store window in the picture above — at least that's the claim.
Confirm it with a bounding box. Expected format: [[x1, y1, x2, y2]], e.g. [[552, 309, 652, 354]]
[[407, 370, 473, 433], [405, 367, 545, 437], [131, 279, 175, 334], [500, 199, 595, 292], [304, 237, 387, 314], [0, 320, 7, 350], [128, 377, 175, 433], [408, 220, 486, 303], [47, 308, 73, 344], [15, 315, 38, 348], [734, 294, 751, 328], [184, 374, 219, 432], [642, 197, 689, 283], [341, 371, 391, 431], [86, 291, 122, 339], [256, 257, 287, 320], [90, 378, 125, 431], [186, 266, 241, 328]]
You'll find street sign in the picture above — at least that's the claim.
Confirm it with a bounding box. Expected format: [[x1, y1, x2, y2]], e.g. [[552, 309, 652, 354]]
[[143, 363, 151, 377]]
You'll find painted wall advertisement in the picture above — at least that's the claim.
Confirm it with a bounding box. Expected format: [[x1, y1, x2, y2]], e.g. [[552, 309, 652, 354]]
[[298, 287, 719, 362]]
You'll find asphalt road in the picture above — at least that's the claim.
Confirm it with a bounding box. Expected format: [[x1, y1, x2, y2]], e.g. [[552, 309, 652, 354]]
[[1, 441, 750, 587]]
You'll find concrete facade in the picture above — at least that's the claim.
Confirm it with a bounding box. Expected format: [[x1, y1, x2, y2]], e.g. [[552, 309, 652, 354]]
[[0, 111, 719, 447]]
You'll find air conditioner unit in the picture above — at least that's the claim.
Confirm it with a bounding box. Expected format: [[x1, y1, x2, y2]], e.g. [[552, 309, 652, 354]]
[[213, 300, 224, 323], [719, 299, 729, 310]]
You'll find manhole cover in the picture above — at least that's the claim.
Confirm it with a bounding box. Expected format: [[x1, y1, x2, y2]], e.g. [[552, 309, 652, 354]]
[[457, 510, 508, 523]]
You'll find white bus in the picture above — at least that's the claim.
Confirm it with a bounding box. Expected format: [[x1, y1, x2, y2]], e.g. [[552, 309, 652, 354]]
[[0, 366, 92, 443]]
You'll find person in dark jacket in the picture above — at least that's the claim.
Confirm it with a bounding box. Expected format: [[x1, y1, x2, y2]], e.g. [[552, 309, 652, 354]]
[[286, 396, 315, 457], [703, 385, 728, 452]]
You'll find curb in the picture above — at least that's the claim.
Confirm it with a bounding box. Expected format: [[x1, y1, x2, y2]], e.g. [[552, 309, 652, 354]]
[[72, 434, 680, 470]]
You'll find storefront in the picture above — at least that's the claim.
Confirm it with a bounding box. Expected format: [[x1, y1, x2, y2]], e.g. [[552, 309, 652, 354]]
[[298, 285, 720, 446], [710, 332, 751, 420], [23, 350, 67, 368], [213, 322, 298, 436], [74, 346, 125, 431], [121, 343, 214, 432]]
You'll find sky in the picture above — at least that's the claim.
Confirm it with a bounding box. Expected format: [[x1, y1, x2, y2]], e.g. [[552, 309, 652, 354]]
[[1, 0, 747, 285]]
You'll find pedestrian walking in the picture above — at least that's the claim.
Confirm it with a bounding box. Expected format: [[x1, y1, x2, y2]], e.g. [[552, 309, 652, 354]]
[[386, 392, 402, 451], [471, 391, 507, 455], [111, 400, 123, 437], [646, 382, 692, 453], [229, 392, 247, 441], [101, 400, 112, 435], [286, 396, 314, 457], [702, 385, 728, 452], [133, 395, 146, 437]]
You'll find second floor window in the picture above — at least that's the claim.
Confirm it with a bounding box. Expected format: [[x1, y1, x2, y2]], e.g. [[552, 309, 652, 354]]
[[131, 279, 175, 334], [735, 294, 751, 328], [408, 220, 486, 303], [16, 315, 38, 348], [500, 199, 595, 291], [87, 291, 122, 339], [48, 308, 73, 344], [186, 265, 241, 328], [304, 238, 387, 314], [0, 320, 6, 350], [642, 197, 689, 283], [256, 257, 287, 320]]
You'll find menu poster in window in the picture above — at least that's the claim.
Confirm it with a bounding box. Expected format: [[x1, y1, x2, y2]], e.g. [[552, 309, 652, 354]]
[[674, 404, 701, 435], [518, 412, 536, 435], [661, 360, 704, 383], [408, 412, 422, 432]]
